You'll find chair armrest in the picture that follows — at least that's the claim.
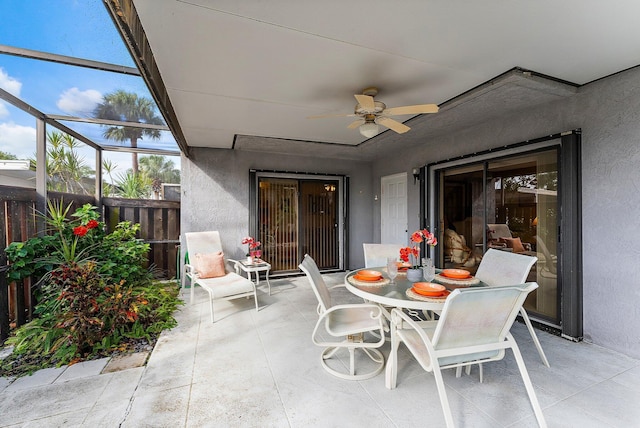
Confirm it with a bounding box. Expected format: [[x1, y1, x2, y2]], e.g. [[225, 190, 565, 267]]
[[225, 258, 241, 274], [184, 263, 197, 277], [182, 263, 196, 288], [390, 308, 437, 346], [312, 303, 386, 348], [325, 303, 384, 318]]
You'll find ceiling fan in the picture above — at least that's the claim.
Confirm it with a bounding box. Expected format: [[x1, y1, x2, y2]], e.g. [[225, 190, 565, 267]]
[[308, 87, 439, 138]]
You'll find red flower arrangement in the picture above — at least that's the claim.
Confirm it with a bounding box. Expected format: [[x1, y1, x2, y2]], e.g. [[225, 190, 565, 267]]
[[400, 229, 438, 268], [242, 236, 262, 258]]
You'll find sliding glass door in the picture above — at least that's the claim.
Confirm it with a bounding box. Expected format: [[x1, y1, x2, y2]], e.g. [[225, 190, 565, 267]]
[[434, 147, 560, 326], [487, 151, 559, 322], [252, 172, 344, 274]]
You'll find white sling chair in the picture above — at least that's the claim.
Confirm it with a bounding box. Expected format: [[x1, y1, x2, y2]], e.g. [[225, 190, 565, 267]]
[[299, 254, 385, 380], [362, 243, 402, 268], [475, 249, 550, 367], [183, 231, 257, 323], [386, 283, 546, 428]]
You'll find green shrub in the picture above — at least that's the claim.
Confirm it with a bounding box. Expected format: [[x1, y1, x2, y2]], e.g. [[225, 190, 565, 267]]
[[1, 202, 181, 377]]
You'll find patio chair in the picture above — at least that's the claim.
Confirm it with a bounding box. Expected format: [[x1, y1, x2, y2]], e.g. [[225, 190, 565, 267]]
[[475, 249, 550, 367], [183, 231, 258, 323], [363, 243, 402, 268], [299, 254, 386, 380], [535, 236, 557, 277], [385, 283, 546, 428], [487, 223, 536, 256]]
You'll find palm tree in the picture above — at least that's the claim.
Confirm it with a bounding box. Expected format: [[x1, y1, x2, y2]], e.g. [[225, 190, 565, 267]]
[[92, 90, 163, 174], [139, 155, 180, 199], [114, 171, 152, 199], [41, 132, 94, 194], [102, 159, 118, 197]]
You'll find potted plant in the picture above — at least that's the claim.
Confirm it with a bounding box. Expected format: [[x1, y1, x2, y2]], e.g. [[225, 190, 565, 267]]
[[241, 236, 261, 263], [400, 229, 438, 282]]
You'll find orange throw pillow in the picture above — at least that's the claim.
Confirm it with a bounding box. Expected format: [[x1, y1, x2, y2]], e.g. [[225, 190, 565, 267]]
[[194, 251, 226, 278], [501, 237, 525, 253]]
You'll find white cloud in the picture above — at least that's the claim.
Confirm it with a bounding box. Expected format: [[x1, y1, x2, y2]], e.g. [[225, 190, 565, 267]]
[[0, 122, 36, 159], [0, 68, 22, 97], [0, 68, 22, 120], [0, 102, 9, 119], [56, 87, 102, 115]]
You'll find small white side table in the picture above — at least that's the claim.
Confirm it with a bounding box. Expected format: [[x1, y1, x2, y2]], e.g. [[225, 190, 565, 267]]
[[237, 259, 272, 295]]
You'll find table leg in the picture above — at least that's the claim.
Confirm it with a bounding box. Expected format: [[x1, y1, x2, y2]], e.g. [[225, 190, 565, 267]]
[[265, 270, 271, 295]]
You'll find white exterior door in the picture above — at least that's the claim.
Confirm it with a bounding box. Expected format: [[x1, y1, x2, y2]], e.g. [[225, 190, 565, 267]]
[[381, 173, 407, 245]]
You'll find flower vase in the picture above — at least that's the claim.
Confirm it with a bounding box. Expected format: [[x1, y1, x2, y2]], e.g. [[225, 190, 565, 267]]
[[406, 268, 422, 282]]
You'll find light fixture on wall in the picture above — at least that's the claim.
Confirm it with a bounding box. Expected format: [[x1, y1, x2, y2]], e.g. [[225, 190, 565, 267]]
[[412, 167, 421, 184], [359, 119, 379, 138]]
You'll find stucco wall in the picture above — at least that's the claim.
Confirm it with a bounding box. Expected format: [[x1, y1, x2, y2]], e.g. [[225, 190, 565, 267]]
[[372, 67, 640, 358], [181, 67, 640, 359], [182, 148, 373, 269]]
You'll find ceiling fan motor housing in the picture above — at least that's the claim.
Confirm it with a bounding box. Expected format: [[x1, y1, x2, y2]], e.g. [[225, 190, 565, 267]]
[[355, 101, 386, 115]]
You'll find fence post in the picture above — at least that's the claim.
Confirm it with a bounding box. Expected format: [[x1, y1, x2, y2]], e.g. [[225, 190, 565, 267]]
[[0, 254, 9, 345]]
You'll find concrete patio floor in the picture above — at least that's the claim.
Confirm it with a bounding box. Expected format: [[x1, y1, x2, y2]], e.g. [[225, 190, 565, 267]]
[[1, 272, 640, 427]]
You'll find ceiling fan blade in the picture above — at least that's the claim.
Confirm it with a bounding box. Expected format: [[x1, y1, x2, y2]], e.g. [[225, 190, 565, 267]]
[[347, 119, 365, 129], [307, 113, 357, 119], [377, 117, 410, 134], [383, 104, 439, 116], [354, 94, 375, 110]]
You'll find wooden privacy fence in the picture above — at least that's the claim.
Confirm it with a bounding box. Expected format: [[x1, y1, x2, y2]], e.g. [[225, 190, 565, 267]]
[[0, 185, 180, 344], [103, 197, 180, 280]]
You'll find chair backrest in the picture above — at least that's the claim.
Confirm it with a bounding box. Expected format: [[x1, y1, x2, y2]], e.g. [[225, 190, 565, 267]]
[[299, 254, 332, 312], [535, 236, 557, 275], [474, 248, 537, 286], [185, 231, 226, 273], [487, 223, 512, 240], [363, 243, 402, 268], [185, 231, 223, 256], [432, 283, 538, 364]]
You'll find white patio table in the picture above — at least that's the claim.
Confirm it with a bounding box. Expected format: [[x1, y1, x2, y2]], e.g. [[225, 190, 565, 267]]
[[344, 267, 486, 318], [237, 259, 272, 295]]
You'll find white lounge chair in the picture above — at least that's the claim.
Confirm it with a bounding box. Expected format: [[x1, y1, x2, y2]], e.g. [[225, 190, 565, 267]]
[[182, 231, 258, 323]]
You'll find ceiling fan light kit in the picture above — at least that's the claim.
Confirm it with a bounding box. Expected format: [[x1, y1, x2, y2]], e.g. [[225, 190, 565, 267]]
[[359, 121, 380, 138], [308, 86, 439, 138]]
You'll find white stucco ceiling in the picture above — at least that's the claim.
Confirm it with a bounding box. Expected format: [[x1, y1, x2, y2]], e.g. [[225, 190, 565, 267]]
[[132, 0, 640, 150]]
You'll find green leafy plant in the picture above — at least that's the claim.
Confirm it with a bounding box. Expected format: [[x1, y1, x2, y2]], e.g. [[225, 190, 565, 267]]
[[2, 203, 181, 377], [95, 222, 150, 285], [114, 171, 152, 199], [53, 262, 143, 356]]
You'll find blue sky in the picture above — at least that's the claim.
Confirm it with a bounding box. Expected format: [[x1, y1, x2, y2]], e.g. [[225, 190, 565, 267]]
[[0, 0, 179, 175]]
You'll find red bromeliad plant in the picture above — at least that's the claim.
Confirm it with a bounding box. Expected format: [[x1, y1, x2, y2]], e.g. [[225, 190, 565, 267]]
[[400, 229, 438, 268]]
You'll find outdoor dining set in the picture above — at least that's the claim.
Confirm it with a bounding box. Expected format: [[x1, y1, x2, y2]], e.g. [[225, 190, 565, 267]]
[[299, 246, 549, 428], [182, 231, 548, 428]]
